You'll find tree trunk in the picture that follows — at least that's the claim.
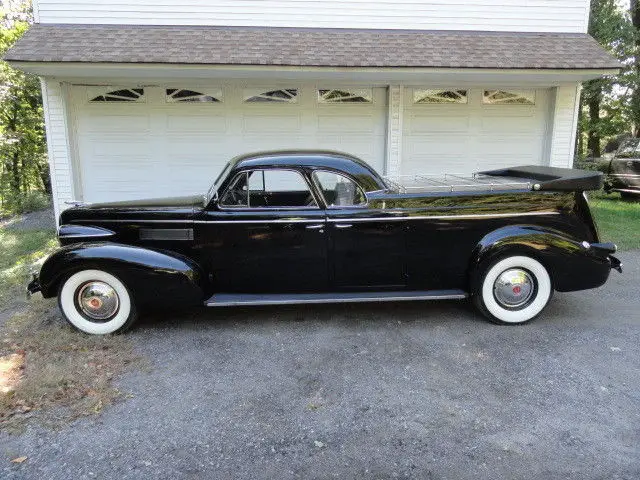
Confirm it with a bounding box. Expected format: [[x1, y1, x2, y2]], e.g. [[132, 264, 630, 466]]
[[587, 92, 602, 158], [36, 162, 52, 194], [10, 150, 21, 195], [577, 99, 584, 157]]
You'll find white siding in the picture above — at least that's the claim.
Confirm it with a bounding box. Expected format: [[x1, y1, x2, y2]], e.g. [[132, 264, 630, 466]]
[[385, 86, 403, 177], [35, 0, 590, 33], [40, 79, 75, 221], [548, 84, 581, 168]]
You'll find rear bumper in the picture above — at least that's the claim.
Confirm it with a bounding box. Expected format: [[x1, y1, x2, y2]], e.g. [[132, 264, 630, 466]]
[[608, 254, 623, 273], [553, 242, 621, 292]]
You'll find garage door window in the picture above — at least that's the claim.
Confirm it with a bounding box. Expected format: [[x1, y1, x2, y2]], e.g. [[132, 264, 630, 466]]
[[318, 89, 372, 103], [483, 90, 535, 105], [243, 89, 298, 103], [90, 88, 145, 102], [413, 89, 467, 104], [166, 88, 222, 103]]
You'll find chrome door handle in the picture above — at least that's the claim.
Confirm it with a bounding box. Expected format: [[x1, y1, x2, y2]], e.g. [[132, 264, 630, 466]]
[[335, 223, 353, 229], [305, 224, 325, 230]]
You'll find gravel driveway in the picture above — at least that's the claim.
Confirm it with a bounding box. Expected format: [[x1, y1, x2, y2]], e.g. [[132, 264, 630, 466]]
[[2, 251, 639, 479]]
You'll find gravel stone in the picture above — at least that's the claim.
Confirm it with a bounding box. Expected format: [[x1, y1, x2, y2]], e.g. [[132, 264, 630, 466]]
[[2, 208, 55, 231]]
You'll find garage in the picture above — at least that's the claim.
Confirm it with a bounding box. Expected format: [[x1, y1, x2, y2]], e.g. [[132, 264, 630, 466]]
[[402, 87, 551, 175], [71, 84, 388, 202]]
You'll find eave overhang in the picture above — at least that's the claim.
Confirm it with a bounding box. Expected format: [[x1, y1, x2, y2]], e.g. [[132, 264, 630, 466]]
[[7, 62, 619, 86]]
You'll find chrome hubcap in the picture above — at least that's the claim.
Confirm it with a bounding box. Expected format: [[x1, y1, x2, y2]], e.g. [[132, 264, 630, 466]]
[[493, 269, 535, 309], [77, 281, 119, 321]]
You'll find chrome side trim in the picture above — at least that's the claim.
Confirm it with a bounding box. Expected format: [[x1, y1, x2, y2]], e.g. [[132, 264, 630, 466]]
[[58, 233, 114, 239], [198, 219, 324, 224], [206, 292, 468, 307], [139, 228, 194, 241], [324, 211, 560, 223], [87, 210, 560, 225]]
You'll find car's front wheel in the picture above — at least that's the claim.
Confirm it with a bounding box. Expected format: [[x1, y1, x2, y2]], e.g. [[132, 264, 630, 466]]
[[58, 269, 137, 334], [473, 255, 553, 325]]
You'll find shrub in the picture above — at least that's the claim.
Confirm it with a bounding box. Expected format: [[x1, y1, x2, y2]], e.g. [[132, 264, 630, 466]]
[[573, 157, 610, 173], [4, 191, 51, 215]]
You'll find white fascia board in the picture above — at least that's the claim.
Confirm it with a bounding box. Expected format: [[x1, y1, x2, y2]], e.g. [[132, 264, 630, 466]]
[[9, 62, 619, 86]]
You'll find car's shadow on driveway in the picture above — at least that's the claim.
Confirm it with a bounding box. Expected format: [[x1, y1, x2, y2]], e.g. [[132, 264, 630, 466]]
[[137, 299, 483, 332]]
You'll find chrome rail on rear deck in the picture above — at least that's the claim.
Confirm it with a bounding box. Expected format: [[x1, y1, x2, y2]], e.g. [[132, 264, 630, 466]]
[[383, 173, 534, 193]]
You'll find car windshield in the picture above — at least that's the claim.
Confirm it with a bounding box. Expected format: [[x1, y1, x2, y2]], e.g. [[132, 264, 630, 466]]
[[205, 162, 233, 205]]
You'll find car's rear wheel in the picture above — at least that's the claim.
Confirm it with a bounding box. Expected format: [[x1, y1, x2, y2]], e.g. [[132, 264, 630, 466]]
[[473, 255, 552, 325], [58, 269, 137, 334]]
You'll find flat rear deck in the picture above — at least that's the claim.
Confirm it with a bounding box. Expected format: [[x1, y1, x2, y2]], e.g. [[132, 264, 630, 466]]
[[383, 173, 533, 194]]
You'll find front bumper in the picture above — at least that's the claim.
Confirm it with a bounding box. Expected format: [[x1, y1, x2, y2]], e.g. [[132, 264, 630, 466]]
[[26, 273, 41, 296]]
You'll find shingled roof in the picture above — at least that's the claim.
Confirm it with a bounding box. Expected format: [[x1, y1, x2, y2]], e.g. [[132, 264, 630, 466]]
[[4, 24, 620, 70]]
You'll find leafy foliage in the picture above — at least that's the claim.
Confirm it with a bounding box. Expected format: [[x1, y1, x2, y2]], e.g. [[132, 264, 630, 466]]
[[0, 4, 50, 217], [578, 0, 636, 158]]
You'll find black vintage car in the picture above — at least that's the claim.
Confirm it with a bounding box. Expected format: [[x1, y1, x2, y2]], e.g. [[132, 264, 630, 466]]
[[606, 138, 640, 198], [28, 151, 621, 334]]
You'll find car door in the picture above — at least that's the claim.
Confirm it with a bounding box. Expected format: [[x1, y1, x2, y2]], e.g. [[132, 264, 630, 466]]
[[196, 168, 328, 293], [312, 170, 407, 290]]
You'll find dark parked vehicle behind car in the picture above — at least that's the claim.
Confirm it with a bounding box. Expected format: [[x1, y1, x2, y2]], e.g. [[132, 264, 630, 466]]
[[28, 151, 621, 334], [606, 138, 640, 198]]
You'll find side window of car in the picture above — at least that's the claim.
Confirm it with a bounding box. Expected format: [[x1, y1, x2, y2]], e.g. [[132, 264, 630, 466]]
[[312, 170, 366, 207], [220, 169, 317, 208]]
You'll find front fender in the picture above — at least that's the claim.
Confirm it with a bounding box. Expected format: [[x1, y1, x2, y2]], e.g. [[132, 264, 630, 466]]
[[470, 225, 613, 292], [38, 242, 205, 306]]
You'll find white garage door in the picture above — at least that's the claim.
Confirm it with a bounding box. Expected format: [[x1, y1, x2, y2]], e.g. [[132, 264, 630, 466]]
[[402, 88, 551, 175], [72, 85, 387, 202]]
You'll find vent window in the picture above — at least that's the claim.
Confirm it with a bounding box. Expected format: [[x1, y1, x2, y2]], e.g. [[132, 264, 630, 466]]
[[318, 89, 372, 103], [243, 89, 298, 103], [483, 90, 535, 105], [90, 88, 145, 102], [166, 88, 222, 103], [413, 89, 468, 104]]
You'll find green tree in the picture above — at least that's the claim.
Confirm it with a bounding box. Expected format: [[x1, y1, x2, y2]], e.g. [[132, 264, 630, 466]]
[[0, 3, 49, 215], [579, 0, 635, 158]]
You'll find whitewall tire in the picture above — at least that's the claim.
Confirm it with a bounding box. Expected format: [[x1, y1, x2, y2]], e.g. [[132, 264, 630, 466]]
[[58, 269, 137, 335], [473, 255, 553, 325]]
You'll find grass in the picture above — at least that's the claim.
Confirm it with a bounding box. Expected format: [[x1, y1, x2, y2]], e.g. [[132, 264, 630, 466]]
[[0, 228, 57, 310], [0, 302, 141, 431], [0, 220, 142, 432], [589, 191, 640, 251]]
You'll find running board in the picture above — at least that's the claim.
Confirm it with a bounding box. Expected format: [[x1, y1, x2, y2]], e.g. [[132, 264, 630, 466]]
[[205, 290, 468, 307]]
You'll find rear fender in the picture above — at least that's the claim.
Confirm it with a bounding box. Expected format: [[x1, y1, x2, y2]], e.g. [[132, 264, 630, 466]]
[[38, 242, 205, 307], [470, 225, 613, 292]]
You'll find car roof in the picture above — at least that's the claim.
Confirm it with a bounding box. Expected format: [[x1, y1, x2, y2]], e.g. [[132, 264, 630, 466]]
[[228, 150, 387, 191]]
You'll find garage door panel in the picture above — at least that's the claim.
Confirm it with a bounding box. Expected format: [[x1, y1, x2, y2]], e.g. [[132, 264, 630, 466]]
[[406, 114, 469, 134], [406, 136, 470, 154], [403, 154, 474, 175], [242, 113, 302, 133], [480, 116, 538, 132], [317, 113, 382, 133], [81, 114, 150, 133], [166, 114, 227, 133], [87, 139, 150, 157]]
